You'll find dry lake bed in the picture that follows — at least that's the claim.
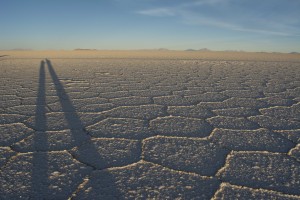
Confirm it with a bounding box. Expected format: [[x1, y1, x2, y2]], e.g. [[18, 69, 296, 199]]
[[0, 50, 300, 199]]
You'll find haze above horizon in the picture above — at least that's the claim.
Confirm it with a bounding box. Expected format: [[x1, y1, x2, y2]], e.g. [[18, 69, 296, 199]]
[[1, 0, 300, 53]]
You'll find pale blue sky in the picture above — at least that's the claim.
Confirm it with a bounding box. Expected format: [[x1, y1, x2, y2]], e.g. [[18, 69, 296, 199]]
[[1, 0, 300, 52]]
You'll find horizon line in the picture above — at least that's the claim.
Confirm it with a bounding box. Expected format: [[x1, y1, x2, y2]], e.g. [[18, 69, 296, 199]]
[[0, 48, 299, 54]]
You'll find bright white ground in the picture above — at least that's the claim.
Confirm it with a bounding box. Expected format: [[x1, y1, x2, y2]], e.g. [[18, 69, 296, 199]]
[[0, 53, 300, 199]]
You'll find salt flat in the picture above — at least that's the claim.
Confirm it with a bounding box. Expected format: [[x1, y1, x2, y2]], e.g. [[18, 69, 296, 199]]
[[0, 51, 300, 199]]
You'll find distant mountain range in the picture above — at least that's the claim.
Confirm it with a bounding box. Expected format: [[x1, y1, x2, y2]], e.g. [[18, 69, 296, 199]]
[[9, 48, 33, 51], [74, 48, 97, 51], [3, 48, 299, 54], [185, 48, 211, 52]]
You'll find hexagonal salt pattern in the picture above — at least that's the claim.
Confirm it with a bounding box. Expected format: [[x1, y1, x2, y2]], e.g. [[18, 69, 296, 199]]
[[70, 138, 141, 169], [1, 56, 300, 199], [150, 116, 212, 137], [0, 152, 92, 199], [210, 128, 294, 152], [0, 123, 34, 146], [74, 161, 220, 199], [87, 118, 153, 139], [217, 152, 300, 195], [143, 136, 228, 176]]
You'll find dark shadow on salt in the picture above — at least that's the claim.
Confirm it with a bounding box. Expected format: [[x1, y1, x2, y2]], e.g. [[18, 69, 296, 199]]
[[31, 60, 49, 197], [45, 59, 120, 198]]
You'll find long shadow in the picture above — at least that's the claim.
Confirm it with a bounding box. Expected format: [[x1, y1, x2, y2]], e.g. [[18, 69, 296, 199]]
[[45, 59, 120, 198], [46, 59, 89, 139], [35, 61, 47, 132], [31, 60, 49, 197]]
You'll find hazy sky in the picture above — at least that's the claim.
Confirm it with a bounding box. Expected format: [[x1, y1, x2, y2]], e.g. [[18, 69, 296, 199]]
[[1, 0, 300, 52]]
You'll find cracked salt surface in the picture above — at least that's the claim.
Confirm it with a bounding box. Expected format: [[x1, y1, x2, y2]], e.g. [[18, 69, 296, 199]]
[[74, 161, 220, 199], [150, 116, 213, 137], [0, 152, 92, 199], [210, 128, 294, 152], [70, 138, 141, 169], [1, 52, 300, 199], [217, 152, 300, 195], [143, 136, 228, 176]]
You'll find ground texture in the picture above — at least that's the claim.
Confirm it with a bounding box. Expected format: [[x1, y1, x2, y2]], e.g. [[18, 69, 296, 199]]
[[0, 51, 300, 199]]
